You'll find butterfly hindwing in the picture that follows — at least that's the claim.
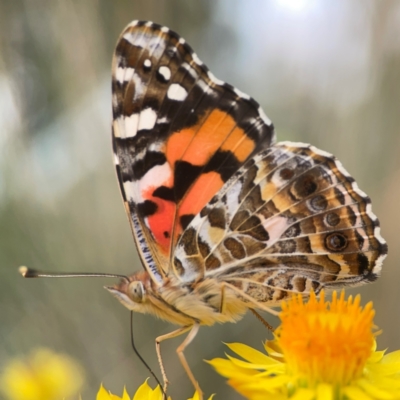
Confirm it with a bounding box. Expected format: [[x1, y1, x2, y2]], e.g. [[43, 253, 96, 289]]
[[111, 21, 275, 282], [174, 142, 387, 299]]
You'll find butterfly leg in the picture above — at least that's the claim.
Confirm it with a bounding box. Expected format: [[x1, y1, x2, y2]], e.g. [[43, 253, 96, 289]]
[[155, 325, 200, 395], [219, 283, 226, 313], [175, 323, 202, 397], [250, 308, 275, 332]]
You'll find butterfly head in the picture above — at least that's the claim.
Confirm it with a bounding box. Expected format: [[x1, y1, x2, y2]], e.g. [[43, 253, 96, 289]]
[[105, 271, 151, 312]]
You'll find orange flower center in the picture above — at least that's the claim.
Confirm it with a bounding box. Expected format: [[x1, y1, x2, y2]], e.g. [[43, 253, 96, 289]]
[[277, 291, 375, 385]]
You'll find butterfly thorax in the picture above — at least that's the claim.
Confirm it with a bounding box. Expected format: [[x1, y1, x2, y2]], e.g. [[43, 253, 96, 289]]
[[106, 271, 248, 326]]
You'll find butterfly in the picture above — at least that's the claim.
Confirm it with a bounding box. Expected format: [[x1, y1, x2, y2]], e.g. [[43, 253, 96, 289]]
[[107, 20, 388, 397]]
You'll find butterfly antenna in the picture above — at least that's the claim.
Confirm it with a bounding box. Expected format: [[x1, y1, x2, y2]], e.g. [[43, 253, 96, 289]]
[[19, 266, 130, 283], [129, 312, 165, 397]]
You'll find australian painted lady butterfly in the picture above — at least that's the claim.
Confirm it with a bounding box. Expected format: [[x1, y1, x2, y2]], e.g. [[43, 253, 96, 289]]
[[28, 20, 389, 398]]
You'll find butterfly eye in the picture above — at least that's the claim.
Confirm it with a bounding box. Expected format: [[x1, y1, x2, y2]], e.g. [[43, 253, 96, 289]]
[[128, 281, 144, 303]]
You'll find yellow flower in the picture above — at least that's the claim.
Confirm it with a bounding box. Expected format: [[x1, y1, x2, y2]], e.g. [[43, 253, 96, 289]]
[[97, 381, 213, 400], [0, 348, 84, 400], [208, 291, 400, 400], [96, 384, 131, 400], [96, 381, 166, 400], [279, 290, 375, 385]]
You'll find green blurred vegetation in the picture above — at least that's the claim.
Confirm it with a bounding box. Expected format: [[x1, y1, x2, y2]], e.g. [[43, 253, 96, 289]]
[[1, 1, 399, 399]]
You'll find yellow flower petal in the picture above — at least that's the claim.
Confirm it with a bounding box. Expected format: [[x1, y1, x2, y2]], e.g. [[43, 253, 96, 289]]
[[232, 374, 290, 391], [369, 350, 386, 364], [121, 387, 131, 400], [186, 390, 214, 400], [367, 362, 400, 376], [226, 354, 282, 371], [290, 388, 315, 400], [97, 384, 112, 400], [316, 383, 333, 400], [97, 384, 128, 400], [207, 358, 256, 378], [133, 380, 152, 400], [0, 348, 84, 400], [225, 343, 276, 365], [263, 340, 285, 363], [150, 385, 163, 400], [343, 385, 373, 400], [381, 350, 400, 364], [357, 378, 396, 399], [188, 391, 200, 400]]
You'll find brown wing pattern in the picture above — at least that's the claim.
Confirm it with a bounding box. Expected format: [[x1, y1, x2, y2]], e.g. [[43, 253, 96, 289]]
[[173, 142, 387, 301], [111, 21, 275, 282]]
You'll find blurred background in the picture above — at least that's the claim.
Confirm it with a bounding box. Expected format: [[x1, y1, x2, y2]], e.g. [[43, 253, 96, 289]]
[[1, 0, 399, 399]]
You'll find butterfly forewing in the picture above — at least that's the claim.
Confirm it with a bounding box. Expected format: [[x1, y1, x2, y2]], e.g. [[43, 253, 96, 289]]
[[111, 21, 275, 281]]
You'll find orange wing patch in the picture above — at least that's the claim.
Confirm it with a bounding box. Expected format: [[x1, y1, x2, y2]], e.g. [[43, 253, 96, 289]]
[[166, 109, 255, 166], [147, 199, 176, 250], [178, 171, 223, 218]]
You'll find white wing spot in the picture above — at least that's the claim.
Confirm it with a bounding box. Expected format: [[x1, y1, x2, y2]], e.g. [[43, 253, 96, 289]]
[[310, 146, 333, 159], [179, 38, 185, 44], [124, 31, 166, 58], [263, 216, 290, 247], [128, 20, 139, 28], [115, 67, 135, 83], [119, 108, 157, 137], [132, 72, 146, 101], [159, 66, 171, 81], [197, 80, 212, 93], [140, 163, 172, 200], [192, 52, 203, 65], [145, 21, 153, 27], [249, 117, 258, 125], [374, 226, 386, 245], [138, 108, 158, 131], [123, 181, 139, 202], [124, 114, 139, 138], [161, 26, 169, 33], [365, 203, 377, 221], [157, 116, 169, 124], [225, 180, 241, 215], [278, 141, 309, 148], [351, 181, 367, 198], [373, 253, 386, 275], [182, 63, 198, 79], [167, 84, 188, 101], [144, 59, 152, 68], [113, 119, 122, 138], [113, 153, 120, 165]]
